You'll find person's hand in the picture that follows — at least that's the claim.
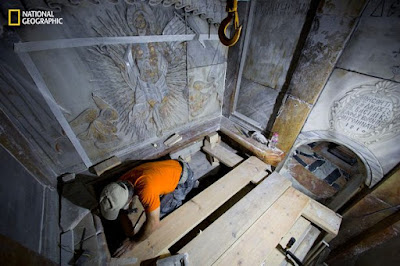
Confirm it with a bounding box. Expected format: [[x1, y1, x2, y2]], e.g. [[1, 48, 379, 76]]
[[113, 238, 136, 258]]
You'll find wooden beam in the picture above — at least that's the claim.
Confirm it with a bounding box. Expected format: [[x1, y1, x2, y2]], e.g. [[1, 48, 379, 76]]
[[302, 200, 342, 238], [202, 142, 244, 167], [124, 156, 269, 262], [220, 117, 285, 166], [214, 187, 310, 266], [265, 217, 312, 266], [293, 226, 321, 263], [179, 172, 291, 265]]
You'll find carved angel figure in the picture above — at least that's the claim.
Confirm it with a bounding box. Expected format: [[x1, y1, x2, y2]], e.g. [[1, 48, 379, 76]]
[[87, 3, 189, 141]]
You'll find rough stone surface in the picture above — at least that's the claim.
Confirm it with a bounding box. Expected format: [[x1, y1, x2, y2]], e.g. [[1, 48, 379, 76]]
[[271, 96, 311, 153], [73, 214, 97, 250], [60, 197, 91, 233], [287, 14, 358, 104], [270, 0, 365, 155], [330, 166, 400, 249]]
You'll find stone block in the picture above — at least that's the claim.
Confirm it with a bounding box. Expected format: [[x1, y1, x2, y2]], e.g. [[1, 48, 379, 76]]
[[242, 0, 311, 90], [60, 196, 91, 232], [73, 214, 97, 248], [271, 96, 311, 153], [236, 78, 279, 128], [61, 173, 76, 183], [288, 14, 358, 104], [97, 233, 111, 264], [60, 230, 74, 266], [40, 188, 60, 264]]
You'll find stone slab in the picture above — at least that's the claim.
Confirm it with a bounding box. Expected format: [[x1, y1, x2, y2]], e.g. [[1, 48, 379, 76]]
[[236, 78, 279, 129], [242, 0, 311, 90], [60, 195, 91, 232], [288, 14, 358, 104], [271, 96, 312, 153], [40, 187, 61, 263], [60, 230, 74, 266], [302, 69, 400, 175], [188, 63, 226, 120], [0, 145, 44, 253], [337, 0, 400, 82]]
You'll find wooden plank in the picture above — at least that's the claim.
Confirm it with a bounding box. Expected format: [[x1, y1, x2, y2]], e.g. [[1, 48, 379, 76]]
[[302, 200, 342, 237], [264, 217, 311, 266], [214, 187, 310, 266], [164, 133, 182, 147], [124, 156, 268, 261], [93, 156, 121, 176], [179, 172, 292, 265], [290, 225, 320, 264], [205, 132, 220, 148], [202, 142, 243, 167]]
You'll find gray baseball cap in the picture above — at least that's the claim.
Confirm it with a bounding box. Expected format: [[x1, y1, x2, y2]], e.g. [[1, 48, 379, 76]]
[[99, 182, 130, 220]]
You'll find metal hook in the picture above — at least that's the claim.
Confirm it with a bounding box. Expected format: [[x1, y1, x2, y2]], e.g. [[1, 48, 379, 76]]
[[218, 0, 242, 47]]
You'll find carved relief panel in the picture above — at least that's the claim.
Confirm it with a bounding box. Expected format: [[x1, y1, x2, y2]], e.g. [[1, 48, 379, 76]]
[[330, 81, 400, 145], [12, 0, 227, 164]]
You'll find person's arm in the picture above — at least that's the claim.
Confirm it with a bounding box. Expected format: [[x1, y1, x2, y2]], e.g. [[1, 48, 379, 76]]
[[114, 207, 160, 257]]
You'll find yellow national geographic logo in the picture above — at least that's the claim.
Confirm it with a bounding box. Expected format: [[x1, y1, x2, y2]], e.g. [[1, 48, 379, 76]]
[[7, 9, 63, 26], [8, 9, 21, 26]]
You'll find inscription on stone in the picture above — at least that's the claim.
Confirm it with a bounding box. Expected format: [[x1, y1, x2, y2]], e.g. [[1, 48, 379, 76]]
[[338, 95, 392, 133], [330, 81, 400, 144]]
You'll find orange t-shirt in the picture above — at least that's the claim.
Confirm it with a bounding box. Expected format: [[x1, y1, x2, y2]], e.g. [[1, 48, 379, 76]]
[[119, 160, 182, 212]]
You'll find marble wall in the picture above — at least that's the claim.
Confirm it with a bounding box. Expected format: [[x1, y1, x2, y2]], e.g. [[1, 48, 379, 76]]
[[234, 0, 311, 128], [1, 0, 228, 171], [290, 0, 400, 186]]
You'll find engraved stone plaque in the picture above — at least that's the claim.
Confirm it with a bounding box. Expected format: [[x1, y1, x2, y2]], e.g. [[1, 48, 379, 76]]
[[330, 81, 400, 144]]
